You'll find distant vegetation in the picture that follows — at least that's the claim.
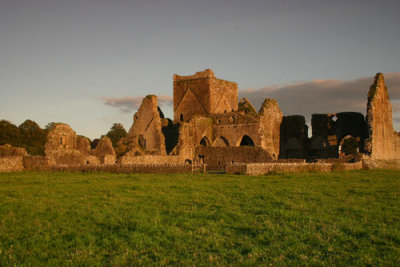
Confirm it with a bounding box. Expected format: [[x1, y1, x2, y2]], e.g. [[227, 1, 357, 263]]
[[0, 120, 47, 155], [0, 170, 399, 265], [0, 120, 128, 155], [106, 123, 128, 148]]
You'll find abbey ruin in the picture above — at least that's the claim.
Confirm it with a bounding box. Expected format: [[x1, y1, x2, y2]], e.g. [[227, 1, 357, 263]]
[[1, 70, 399, 174]]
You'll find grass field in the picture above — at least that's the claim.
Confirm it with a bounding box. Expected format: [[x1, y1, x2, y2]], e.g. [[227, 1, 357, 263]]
[[0, 170, 399, 265]]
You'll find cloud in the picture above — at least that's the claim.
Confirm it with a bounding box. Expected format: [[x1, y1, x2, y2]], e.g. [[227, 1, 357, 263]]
[[100, 95, 173, 113], [239, 72, 400, 130]]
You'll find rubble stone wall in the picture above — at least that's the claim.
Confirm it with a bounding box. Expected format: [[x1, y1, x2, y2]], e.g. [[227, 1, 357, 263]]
[[128, 95, 166, 155], [280, 115, 308, 159], [366, 73, 400, 160], [226, 161, 363, 176], [0, 156, 24, 172], [173, 69, 238, 122], [23, 156, 50, 171], [119, 155, 184, 165], [259, 99, 283, 159], [50, 164, 192, 174], [196, 146, 272, 170]]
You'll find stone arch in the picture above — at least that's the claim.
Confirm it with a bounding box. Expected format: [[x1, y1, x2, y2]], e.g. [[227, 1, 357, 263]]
[[213, 136, 229, 147], [339, 135, 359, 155], [238, 135, 255, 146], [200, 136, 211, 147]]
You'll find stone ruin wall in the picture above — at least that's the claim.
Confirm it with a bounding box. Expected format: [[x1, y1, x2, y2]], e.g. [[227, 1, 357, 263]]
[[209, 78, 238, 114], [127, 95, 166, 155], [366, 73, 400, 160], [226, 161, 363, 176], [211, 113, 259, 147], [173, 71, 212, 122], [41, 123, 117, 167], [196, 146, 273, 171], [119, 155, 183, 165], [0, 144, 27, 172], [307, 112, 368, 160], [2, 71, 400, 173], [280, 115, 308, 159], [258, 99, 283, 159], [173, 69, 238, 122]]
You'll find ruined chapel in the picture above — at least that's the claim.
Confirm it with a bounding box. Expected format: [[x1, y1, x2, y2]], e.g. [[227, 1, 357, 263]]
[[115, 69, 400, 170], [1, 69, 399, 173]]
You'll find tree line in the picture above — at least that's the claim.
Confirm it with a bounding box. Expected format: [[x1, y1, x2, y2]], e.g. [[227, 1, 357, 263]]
[[0, 120, 128, 156]]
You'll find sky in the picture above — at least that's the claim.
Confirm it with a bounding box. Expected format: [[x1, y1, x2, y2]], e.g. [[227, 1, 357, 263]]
[[1, 0, 399, 139]]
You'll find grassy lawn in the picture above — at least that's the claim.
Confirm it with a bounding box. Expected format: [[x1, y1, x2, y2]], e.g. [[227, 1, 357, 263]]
[[0, 170, 399, 265]]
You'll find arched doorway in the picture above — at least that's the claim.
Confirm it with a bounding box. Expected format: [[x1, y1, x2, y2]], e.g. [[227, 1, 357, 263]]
[[340, 135, 359, 155], [200, 136, 211, 147], [213, 136, 229, 147], [239, 135, 254, 146]]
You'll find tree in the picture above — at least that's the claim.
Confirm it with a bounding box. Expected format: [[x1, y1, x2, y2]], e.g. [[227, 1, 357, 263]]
[[19, 120, 47, 155], [106, 123, 128, 148], [0, 120, 23, 147], [341, 137, 359, 156]]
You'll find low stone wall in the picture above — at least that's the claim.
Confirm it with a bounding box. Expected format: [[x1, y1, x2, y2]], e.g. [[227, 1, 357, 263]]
[[226, 161, 363, 175], [23, 156, 50, 171], [119, 155, 184, 165], [49, 164, 193, 174], [0, 156, 24, 172], [196, 146, 272, 171], [362, 158, 400, 170]]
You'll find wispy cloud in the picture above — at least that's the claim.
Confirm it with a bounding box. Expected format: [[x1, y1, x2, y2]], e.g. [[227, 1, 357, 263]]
[[100, 95, 173, 113], [239, 72, 400, 130]]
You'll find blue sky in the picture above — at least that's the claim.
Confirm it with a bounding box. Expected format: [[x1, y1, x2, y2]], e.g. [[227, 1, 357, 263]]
[[1, 0, 399, 139]]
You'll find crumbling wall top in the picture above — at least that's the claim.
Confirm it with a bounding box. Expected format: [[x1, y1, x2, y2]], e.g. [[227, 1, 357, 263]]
[[368, 72, 389, 103], [238, 97, 258, 118], [0, 144, 28, 157], [93, 136, 115, 157], [259, 98, 280, 115], [173, 69, 215, 82]]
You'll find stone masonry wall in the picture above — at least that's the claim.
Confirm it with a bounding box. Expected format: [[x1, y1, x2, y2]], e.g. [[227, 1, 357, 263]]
[[173, 69, 238, 122], [118, 155, 184, 165], [127, 95, 166, 155], [226, 161, 363, 176], [365, 73, 400, 160], [280, 115, 308, 159], [196, 146, 272, 170], [259, 99, 283, 159], [23, 156, 50, 171], [49, 164, 193, 174], [0, 156, 24, 172]]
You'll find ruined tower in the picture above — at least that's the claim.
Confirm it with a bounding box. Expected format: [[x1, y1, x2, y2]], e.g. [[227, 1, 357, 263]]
[[173, 69, 238, 122]]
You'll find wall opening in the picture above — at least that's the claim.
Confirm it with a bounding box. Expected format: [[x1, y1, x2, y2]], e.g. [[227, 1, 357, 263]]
[[239, 135, 254, 146], [198, 155, 204, 164], [180, 113, 184, 122], [138, 135, 146, 149], [340, 135, 359, 155], [200, 136, 211, 147]]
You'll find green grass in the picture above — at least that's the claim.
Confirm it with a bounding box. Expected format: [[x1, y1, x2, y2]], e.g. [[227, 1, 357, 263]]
[[0, 170, 399, 265]]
